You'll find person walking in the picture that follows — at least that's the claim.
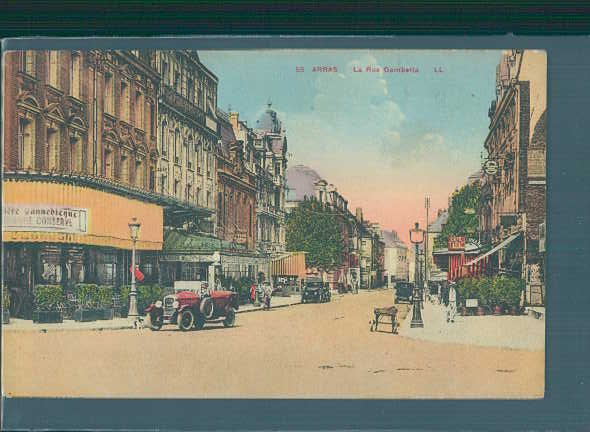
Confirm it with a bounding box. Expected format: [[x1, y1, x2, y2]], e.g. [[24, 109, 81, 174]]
[[447, 282, 457, 323], [250, 283, 256, 305], [263, 284, 272, 310]]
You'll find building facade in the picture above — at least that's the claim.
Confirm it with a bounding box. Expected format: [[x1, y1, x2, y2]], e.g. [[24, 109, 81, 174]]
[[426, 209, 449, 282], [382, 230, 409, 286], [252, 102, 289, 256], [153, 50, 218, 232], [3, 50, 166, 318], [478, 49, 546, 305]]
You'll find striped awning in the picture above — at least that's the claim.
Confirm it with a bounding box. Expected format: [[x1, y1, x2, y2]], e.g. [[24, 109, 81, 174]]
[[463, 233, 521, 267], [270, 251, 307, 278]]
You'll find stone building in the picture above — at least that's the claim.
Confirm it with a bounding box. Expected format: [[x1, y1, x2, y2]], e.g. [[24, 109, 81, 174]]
[[476, 49, 546, 305], [252, 102, 288, 256], [2, 50, 166, 318], [152, 50, 218, 233], [381, 230, 409, 286]]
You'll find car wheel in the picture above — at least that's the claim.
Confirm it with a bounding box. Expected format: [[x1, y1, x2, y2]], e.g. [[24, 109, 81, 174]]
[[223, 308, 236, 327], [149, 310, 163, 331], [194, 313, 206, 330], [178, 309, 194, 331], [200, 297, 215, 319]]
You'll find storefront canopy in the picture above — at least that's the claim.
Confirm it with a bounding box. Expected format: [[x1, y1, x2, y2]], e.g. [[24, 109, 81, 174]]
[[463, 232, 521, 267], [270, 252, 307, 279]]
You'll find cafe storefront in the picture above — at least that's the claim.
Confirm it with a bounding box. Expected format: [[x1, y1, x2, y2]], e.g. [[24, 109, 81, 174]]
[[2, 174, 164, 318]]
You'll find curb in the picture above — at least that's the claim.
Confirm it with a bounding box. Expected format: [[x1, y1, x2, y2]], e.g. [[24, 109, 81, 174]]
[[3, 323, 135, 333], [236, 301, 301, 314]]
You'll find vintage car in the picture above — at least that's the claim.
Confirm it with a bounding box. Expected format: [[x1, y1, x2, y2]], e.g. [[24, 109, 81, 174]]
[[144, 288, 239, 331], [301, 277, 331, 303], [394, 281, 414, 304]]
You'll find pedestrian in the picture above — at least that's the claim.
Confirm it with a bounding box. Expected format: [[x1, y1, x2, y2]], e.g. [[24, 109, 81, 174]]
[[447, 282, 457, 323], [264, 284, 272, 310], [437, 283, 442, 305], [250, 283, 256, 305]]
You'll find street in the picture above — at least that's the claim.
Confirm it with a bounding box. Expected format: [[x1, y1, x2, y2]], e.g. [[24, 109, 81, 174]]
[[2, 289, 543, 399]]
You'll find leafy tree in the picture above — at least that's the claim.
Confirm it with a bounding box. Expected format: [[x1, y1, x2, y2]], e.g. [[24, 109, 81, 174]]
[[435, 183, 480, 249], [286, 198, 345, 270]]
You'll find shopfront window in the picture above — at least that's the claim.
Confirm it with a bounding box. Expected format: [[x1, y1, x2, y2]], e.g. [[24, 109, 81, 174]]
[[180, 262, 206, 281]]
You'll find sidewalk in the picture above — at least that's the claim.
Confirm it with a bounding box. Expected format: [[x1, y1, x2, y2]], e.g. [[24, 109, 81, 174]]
[[398, 300, 545, 351], [2, 295, 303, 332], [237, 294, 301, 313]]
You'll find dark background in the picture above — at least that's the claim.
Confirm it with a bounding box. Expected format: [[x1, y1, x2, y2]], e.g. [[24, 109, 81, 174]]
[[2, 4, 590, 430]]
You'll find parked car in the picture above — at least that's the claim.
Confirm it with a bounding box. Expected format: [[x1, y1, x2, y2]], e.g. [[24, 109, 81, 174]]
[[301, 277, 331, 303], [144, 289, 239, 331], [394, 282, 414, 304]]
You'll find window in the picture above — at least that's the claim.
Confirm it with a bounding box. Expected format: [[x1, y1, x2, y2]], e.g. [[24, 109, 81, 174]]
[[186, 184, 192, 202], [198, 85, 203, 108], [183, 136, 188, 168], [100, 263, 116, 285], [196, 187, 201, 205], [160, 121, 168, 156], [104, 71, 114, 114], [207, 191, 211, 207], [249, 204, 252, 237], [70, 53, 81, 99], [135, 159, 143, 188], [187, 77, 194, 102], [218, 192, 223, 223], [174, 70, 181, 92], [181, 262, 202, 281], [47, 127, 60, 171], [149, 167, 155, 191], [120, 153, 129, 183], [48, 51, 59, 88], [104, 149, 114, 179], [160, 173, 167, 194], [207, 152, 211, 178], [70, 134, 82, 172], [22, 51, 36, 76], [187, 137, 193, 169], [274, 162, 281, 176], [196, 142, 202, 174], [120, 80, 130, 122], [18, 117, 35, 169], [135, 90, 144, 128], [148, 103, 154, 136], [174, 129, 180, 163], [174, 179, 179, 197], [161, 59, 169, 85]]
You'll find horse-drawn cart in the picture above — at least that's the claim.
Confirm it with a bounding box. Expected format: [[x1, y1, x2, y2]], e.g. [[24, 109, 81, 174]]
[[369, 306, 398, 334]]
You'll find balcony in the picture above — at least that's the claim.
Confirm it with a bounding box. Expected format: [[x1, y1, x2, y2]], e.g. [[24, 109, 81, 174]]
[[160, 84, 206, 127]]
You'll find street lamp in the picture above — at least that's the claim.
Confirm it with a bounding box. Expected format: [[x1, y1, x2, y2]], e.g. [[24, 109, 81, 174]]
[[128, 217, 141, 319], [409, 222, 424, 328]]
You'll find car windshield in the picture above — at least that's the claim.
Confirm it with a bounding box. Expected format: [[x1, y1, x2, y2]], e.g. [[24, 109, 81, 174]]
[[305, 279, 323, 287]]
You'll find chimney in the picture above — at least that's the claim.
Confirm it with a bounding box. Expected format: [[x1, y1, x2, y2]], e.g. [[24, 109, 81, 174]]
[[355, 207, 363, 223], [229, 112, 239, 134]]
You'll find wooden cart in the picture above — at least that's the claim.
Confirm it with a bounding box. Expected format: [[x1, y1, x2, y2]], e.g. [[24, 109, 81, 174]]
[[370, 306, 398, 334]]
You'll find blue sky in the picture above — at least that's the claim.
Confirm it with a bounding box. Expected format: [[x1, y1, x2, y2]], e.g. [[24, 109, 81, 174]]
[[200, 49, 502, 241]]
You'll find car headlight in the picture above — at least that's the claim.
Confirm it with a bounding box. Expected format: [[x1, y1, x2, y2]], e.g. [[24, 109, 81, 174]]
[[172, 300, 180, 309], [155, 300, 163, 308]]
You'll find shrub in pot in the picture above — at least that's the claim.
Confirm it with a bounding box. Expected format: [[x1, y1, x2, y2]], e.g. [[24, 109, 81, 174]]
[[33, 284, 64, 323]]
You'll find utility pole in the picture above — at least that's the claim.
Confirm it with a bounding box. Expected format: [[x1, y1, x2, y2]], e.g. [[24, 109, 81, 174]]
[[425, 196, 430, 292]]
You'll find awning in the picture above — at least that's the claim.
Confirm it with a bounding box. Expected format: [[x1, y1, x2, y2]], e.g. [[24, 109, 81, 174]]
[[270, 252, 307, 279], [463, 233, 521, 267]]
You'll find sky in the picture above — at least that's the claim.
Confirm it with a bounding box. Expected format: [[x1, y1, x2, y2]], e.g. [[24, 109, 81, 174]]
[[200, 49, 502, 243]]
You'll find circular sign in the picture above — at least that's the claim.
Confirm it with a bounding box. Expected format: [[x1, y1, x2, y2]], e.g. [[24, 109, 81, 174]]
[[483, 159, 498, 175]]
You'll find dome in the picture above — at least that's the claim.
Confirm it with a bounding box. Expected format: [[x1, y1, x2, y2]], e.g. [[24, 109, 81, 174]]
[[256, 100, 282, 133], [286, 164, 322, 202]]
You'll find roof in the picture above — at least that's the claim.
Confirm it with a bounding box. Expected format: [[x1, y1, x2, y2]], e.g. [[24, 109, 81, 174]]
[[428, 210, 449, 233], [381, 230, 407, 249], [217, 110, 236, 158], [256, 101, 282, 133], [286, 164, 323, 201]]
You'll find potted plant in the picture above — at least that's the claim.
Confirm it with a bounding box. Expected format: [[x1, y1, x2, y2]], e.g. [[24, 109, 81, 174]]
[[33, 284, 64, 323], [74, 284, 101, 322]]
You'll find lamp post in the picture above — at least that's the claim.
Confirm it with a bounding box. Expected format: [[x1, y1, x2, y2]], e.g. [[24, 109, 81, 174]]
[[128, 217, 141, 318], [409, 222, 424, 328]]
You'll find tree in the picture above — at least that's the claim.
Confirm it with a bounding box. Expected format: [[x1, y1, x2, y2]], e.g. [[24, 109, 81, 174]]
[[285, 198, 345, 270], [435, 183, 480, 249]]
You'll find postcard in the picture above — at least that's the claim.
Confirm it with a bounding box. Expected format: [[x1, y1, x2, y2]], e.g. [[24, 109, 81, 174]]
[[2, 47, 546, 399]]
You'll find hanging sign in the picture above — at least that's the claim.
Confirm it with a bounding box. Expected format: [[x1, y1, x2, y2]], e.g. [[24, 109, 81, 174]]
[[3, 205, 88, 234], [448, 236, 466, 251], [483, 159, 498, 175]]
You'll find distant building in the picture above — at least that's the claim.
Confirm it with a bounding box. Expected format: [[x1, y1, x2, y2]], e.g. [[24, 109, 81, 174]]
[[426, 209, 449, 282], [381, 230, 409, 286]]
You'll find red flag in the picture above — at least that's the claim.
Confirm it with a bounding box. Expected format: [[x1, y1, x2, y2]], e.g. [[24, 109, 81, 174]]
[[130, 265, 145, 282]]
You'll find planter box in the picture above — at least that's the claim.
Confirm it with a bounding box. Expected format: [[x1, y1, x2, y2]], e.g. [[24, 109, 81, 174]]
[[73, 308, 101, 322], [33, 310, 63, 324]]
